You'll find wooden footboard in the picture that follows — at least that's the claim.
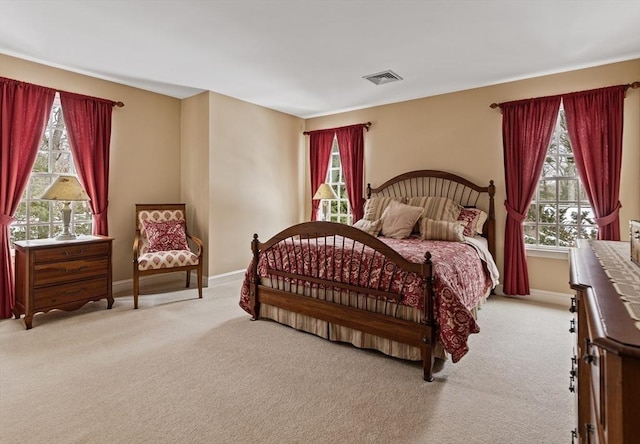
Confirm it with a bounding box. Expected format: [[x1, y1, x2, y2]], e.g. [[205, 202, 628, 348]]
[[248, 221, 438, 381]]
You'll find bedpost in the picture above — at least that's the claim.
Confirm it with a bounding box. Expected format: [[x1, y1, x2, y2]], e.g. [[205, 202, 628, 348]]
[[487, 179, 496, 266], [250, 233, 261, 320], [421, 251, 436, 382], [366, 183, 372, 199]]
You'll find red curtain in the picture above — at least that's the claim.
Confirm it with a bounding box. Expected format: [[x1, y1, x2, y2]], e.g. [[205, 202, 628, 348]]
[[502, 96, 561, 295], [60, 92, 113, 235], [563, 85, 625, 241], [336, 124, 366, 222], [0, 77, 56, 318], [308, 130, 335, 220]]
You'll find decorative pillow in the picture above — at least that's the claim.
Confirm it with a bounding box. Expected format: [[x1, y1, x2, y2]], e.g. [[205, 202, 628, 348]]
[[379, 200, 424, 239], [420, 218, 466, 242], [352, 218, 381, 237], [362, 197, 405, 222], [407, 196, 462, 222], [457, 208, 488, 236], [143, 219, 189, 252]]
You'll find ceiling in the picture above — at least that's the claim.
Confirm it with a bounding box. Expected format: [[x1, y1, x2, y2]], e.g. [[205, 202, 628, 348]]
[[1, 0, 639, 118]]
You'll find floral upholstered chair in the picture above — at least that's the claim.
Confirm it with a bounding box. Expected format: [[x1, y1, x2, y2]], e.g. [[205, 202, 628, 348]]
[[133, 203, 203, 309]]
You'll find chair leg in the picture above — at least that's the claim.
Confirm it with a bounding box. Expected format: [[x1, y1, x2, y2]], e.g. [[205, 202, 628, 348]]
[[133, 268, 139, 309], [197, 265, 203, 299], [186, 270, 191, 288]]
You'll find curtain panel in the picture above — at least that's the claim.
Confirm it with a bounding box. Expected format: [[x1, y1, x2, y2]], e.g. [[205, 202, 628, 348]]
[[60, 91, 113, 236], [562, 85, 626, 241], [0, 77, 56, 318], [308, 130, 335, 221], [335, 124, 366, 222], [501, 96, 561, 295]]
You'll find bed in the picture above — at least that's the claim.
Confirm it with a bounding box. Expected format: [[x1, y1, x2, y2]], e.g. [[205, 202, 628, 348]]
[[239, 170, 498, 381]]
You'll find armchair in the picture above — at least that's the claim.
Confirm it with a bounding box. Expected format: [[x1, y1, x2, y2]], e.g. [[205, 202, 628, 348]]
[[133, 203, 203, 308]]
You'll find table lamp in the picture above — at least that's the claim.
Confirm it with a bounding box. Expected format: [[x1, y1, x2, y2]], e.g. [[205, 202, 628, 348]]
[[40, 175, 90, 240], [313, 183, 338, 221]]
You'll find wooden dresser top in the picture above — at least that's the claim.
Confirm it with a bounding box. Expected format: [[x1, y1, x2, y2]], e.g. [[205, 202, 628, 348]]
[[570, 239, 640, 354]]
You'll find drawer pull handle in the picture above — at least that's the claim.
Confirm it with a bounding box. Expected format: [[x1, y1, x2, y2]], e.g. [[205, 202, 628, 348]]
[[568, 376, 575, 392], [64, 289, 85, 296], [583, 338, 594, 364], [64, 266, 85, 273], [569, 297, 577, 313], [64, 249, 86, 256]]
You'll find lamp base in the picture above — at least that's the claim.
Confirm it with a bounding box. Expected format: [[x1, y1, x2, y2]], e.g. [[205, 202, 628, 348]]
[[55, 233, 78, 241]]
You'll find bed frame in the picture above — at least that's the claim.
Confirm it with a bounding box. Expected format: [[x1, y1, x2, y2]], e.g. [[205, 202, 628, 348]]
[[248, 170, 495, 381]]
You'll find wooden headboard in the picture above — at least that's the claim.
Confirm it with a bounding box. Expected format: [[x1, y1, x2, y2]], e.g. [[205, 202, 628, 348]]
[[366, 170, 496, 259]]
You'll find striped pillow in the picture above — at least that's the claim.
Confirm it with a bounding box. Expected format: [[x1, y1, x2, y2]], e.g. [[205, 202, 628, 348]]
[[408, 196, 462, 222], [420, 218, 466, 242], [362, 197, 405, 221]]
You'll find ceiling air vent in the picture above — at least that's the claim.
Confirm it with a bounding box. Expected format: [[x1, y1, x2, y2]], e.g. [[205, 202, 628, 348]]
[[363, 70, 403, 85]]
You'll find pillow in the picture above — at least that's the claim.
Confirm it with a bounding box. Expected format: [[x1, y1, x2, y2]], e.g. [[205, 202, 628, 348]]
[[420, 218, 466, 242], [362, 197, 405, 222], [352, 218, 381, 236], [457, 208, 488, 236], [379, 200, 424, 239], [143, 219, 189, 252], [407, 196, 462, 222]]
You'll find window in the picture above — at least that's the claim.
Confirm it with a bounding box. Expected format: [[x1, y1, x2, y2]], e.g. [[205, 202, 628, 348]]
[[9, 95, 92, 247], [524, 108, 597, 248], [324, 138, 352, 225]]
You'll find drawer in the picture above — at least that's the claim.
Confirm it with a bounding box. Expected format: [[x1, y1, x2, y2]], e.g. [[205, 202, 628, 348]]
[[34, 242, 109, 263], [34, 257, 108, 286], [33, 277, 109, 308]]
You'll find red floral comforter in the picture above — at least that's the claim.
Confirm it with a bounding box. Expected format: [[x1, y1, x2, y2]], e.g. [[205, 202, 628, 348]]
[[239, 237, 493, 362]]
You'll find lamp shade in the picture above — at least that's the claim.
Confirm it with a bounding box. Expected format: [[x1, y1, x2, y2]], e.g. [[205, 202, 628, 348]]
[[313, 183, 338, 200], [40, 175, 89, 201]]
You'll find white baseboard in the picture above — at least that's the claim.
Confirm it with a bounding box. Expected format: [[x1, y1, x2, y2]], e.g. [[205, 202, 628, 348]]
[[208, 269, 245, 287], [494, 284, 572, 308], [113, 269, 244, 296]]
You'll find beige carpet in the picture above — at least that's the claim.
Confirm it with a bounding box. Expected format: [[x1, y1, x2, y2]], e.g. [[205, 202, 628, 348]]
[[0, 280, 574, 443]]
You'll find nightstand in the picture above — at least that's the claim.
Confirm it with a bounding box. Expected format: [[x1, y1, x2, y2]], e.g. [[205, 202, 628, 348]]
[[13, 235, 113, 329]]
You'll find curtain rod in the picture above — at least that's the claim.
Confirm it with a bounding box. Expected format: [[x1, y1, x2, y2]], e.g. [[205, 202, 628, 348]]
[[303, 122, 371, 135], [489, 81, 640, 109], [0, 76, 124, 107]]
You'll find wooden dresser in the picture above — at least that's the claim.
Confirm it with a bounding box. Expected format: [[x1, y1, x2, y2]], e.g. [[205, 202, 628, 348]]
[[569, 239, 640, 443], [13, 235, 113, 329]]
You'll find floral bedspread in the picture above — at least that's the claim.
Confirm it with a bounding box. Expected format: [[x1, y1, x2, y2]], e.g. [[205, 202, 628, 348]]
[[239, 237, 493, 362]]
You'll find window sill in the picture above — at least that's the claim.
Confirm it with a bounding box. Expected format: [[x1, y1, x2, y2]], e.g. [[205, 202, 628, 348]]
[[525, 246, 570, 260]]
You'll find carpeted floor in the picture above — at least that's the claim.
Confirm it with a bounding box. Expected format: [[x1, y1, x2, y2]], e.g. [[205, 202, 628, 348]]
[[0, 280, 574, 443]]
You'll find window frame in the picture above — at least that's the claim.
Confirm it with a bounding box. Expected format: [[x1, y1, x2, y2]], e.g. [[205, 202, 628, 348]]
[[324, 137, 352, 225], [524, 107, 597, 251]]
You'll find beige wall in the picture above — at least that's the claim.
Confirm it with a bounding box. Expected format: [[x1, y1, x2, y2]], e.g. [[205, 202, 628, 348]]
[[1, 54, 182, 284], [305, 59, 640, 295], [207, 92, 304, 275], [181, 92, 210, 275]]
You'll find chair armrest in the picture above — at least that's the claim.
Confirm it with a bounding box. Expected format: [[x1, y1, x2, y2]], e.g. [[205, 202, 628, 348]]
[[133, 231, 141, 261], [187, 233, 204, 258]]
